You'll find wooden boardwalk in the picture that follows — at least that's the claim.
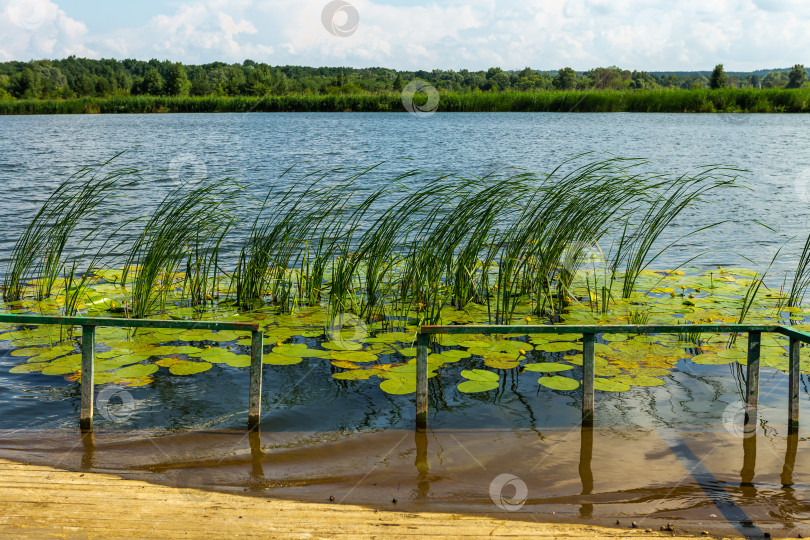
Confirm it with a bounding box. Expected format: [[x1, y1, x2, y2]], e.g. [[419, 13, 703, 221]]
[[0, 458, 724, 539]]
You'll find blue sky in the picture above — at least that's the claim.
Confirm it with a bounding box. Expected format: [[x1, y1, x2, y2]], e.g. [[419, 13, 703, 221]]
[[1, 0, 807, 71]]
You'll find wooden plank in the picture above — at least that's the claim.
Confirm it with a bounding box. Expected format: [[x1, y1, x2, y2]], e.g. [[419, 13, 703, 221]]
[[744, 331, 761, 435], [582, 333, 595, 425], [0, 313, 258, 332], [789, 337, 800, 433], [79, 325, 95, 431], [416, 333, 429, 432], [0, 458, 692, 539], [248, 330, 263, 431]]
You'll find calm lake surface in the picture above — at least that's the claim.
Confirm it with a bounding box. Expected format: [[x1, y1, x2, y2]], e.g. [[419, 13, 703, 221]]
[[0, 113, 809, 536]]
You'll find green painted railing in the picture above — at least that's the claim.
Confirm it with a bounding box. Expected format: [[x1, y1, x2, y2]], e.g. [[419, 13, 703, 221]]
[[0, 314, 263, 431], [415, 324, 809, 432]]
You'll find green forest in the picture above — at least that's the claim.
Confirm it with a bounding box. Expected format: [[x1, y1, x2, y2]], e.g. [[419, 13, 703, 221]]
[[0, 57, 808, 114]]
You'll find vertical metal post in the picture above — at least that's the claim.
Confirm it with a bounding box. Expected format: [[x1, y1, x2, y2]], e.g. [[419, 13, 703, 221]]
[[789, 337, 800, 433], [744, 331, 761, 434], [582, 333, 595, 425], [248, 330, 263, 431], [80, 325, 95, 431], [416, 332, 429, 432]]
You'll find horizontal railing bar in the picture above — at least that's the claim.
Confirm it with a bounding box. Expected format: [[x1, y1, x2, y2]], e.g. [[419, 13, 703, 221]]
[[775, 326, 810, 345], [0, 314, 259, 332], [420, 324, 779, 335]]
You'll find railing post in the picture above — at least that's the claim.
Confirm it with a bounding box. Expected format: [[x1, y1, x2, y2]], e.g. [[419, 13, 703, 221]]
[[582, 333, 595, 425], [416, 332, 429, 432], [744, 331, 761, 434], [789, 337, 800, 433], [80, 325, 95, 431], [248, 330, 263, 431]]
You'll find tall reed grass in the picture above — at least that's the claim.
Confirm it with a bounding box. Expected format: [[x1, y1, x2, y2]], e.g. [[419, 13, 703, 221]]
[[1, 88, 809, 115], [5, 155, 755, 327]]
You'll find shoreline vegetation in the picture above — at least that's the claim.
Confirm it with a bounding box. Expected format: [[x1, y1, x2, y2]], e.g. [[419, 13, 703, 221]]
[[2, 58, 809, 114], [2, 88, 810, 114]]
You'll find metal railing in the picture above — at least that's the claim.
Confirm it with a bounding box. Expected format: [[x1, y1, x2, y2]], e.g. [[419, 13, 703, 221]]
[[415, 324, 808, 432], [0, 314, 263, 431]]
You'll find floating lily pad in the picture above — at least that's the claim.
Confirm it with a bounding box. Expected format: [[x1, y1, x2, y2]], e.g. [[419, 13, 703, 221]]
[[330, 350, 378, 363], [692, 353, 734, 365], [9, 362, 48, 374], [333, 369, 382, 380], [263, 353, 302, 365], [593, 378, 631, 392], [538, 375, 579, 391], [534, 341, 583, 353], [523, 362, 573, 372], [458, 380, 499, 393], [460, 369, 499, 382], [380, 376, 416, 395], [169, 361, 213, 376], [114, 364, 159, 378]]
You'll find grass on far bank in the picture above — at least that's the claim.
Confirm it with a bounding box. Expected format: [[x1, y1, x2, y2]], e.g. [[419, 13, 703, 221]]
[[1, 88, 809, 115]]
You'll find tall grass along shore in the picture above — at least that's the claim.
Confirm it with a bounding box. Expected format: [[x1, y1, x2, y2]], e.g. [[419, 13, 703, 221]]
[[1, 88, 809, 115]]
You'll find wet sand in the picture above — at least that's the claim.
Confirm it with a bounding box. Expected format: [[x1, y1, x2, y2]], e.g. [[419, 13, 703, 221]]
[[0, 426, 807, 538]]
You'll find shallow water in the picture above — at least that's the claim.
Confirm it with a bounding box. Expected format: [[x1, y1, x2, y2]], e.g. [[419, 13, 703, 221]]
[[2, 112, 810, 534]]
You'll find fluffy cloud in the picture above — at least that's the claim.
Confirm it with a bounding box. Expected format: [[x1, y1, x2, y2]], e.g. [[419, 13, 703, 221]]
[[1, 0, 808, 70], [0, 0, 93, 60]]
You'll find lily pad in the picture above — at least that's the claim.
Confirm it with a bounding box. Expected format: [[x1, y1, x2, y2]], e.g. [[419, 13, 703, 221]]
[[114, 364, 159, 378], [460, 369, 499, 382], [538, 375, 580, 391], [380, 376, 416, 395], [593, 378, 631, 392], [457, 380, 500, 393], [523, 362, 573, 373], [169, 361, 213, 375]]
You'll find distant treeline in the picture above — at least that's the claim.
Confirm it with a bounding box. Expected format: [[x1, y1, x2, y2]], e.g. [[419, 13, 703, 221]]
[[2, 88, 809, 115], [0, 57, 806, 102]]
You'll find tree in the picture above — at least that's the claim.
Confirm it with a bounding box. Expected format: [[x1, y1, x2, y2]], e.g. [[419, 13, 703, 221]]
[[709, 64, 727, 89], [143, 68, 164, 95], [165, 63, 191, 96], [787, 64, 807, 89], [393, 73, 404, 91], [552, 67, 577, 90], [189, 70, 210, 96], [762, 71, 787, 88]]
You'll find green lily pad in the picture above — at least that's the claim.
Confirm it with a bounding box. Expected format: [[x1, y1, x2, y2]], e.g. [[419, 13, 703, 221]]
[[692, 353, 735, 365], [262, 353, 303, 365], [9, 362, 48, 374], [460, 369, 499, 382], [169, 361, 213, 375], [535, 341, 583, 353], [538, 375, 580, 391], [457, 380, 500, 393], [523, 362, 573, 373], [333, 369, 382, 380], [380, 376, 416, 395], [114, 364, 159, 378], [593, 378, 631, 392], [330, 350, 378, 363]]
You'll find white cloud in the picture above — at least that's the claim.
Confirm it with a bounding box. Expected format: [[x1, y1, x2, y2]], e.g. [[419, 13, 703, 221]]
[[1, 0, 808, 70], [0, 0, 93, 60]]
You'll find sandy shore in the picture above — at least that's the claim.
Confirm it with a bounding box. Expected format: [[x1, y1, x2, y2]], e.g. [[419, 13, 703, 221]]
[[0, 457, 733, 539]]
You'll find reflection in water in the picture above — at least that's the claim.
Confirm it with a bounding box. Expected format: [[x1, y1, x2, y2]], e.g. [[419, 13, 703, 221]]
[[249, 428, 265, 481], [579, 425, 593, 518], [414, 431, 430, 500], [80, 429, 95, 471], [740, 431, 757, 500]]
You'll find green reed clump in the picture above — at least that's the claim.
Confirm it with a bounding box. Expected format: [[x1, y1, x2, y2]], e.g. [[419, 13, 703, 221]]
[[3, 88, 810, 115], [3, 156, 138, 302], [5, 155, 745, 328], [122, 178, 240, 318]]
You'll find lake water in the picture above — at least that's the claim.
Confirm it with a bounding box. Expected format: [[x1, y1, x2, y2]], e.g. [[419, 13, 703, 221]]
[[1, 112, 809, 536]]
